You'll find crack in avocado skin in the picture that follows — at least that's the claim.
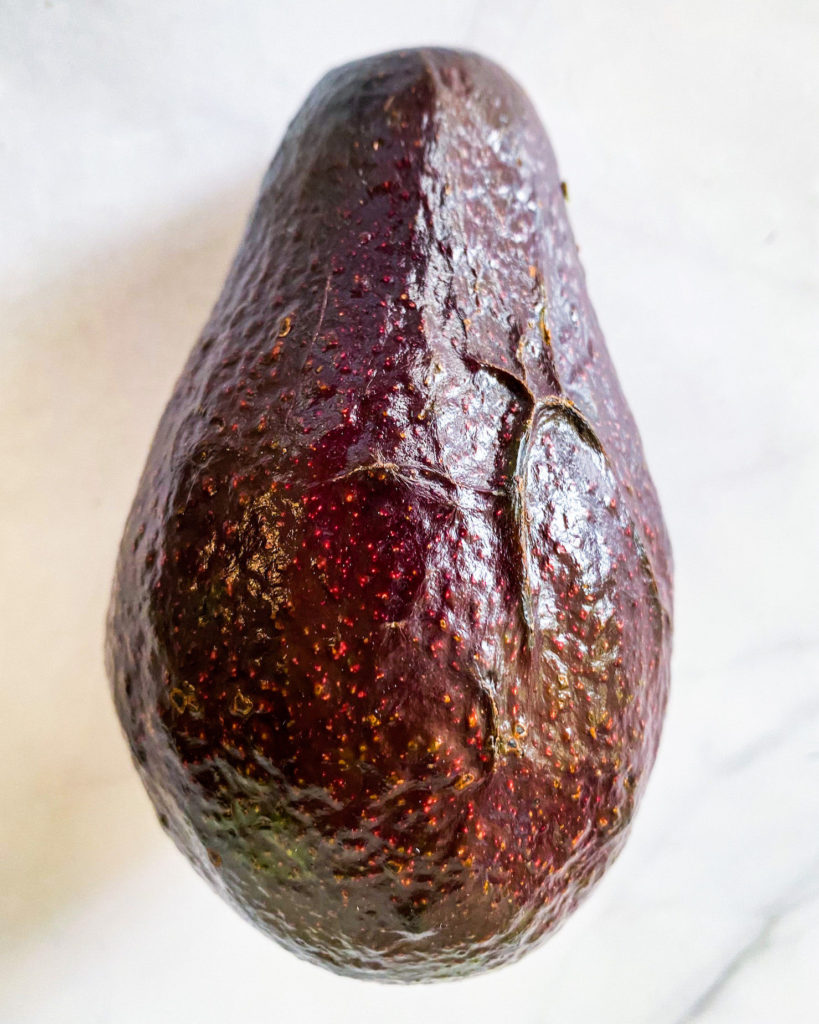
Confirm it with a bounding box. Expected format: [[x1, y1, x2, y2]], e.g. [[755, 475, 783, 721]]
[[106, 48, 673, 982]]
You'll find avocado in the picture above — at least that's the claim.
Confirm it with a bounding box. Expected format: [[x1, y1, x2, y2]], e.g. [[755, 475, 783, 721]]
[[107, 48, 672, 981]]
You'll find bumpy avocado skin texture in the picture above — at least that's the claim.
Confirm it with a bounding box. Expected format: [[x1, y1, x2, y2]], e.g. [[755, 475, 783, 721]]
[[107, 49, 672, 981]]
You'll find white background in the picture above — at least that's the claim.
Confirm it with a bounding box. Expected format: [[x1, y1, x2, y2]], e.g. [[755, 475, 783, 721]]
[[2, 2, 817, 1022]]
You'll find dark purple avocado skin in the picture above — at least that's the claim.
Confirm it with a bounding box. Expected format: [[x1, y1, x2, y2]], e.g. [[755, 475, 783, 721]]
[[107, 49, 672, 981]]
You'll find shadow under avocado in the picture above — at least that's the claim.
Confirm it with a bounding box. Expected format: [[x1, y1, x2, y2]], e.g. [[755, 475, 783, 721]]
[[0, 176, 259, 956]]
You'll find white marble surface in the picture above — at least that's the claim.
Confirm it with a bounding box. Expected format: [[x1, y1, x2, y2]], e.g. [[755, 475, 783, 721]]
[[1, 2, 817, 1021]]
